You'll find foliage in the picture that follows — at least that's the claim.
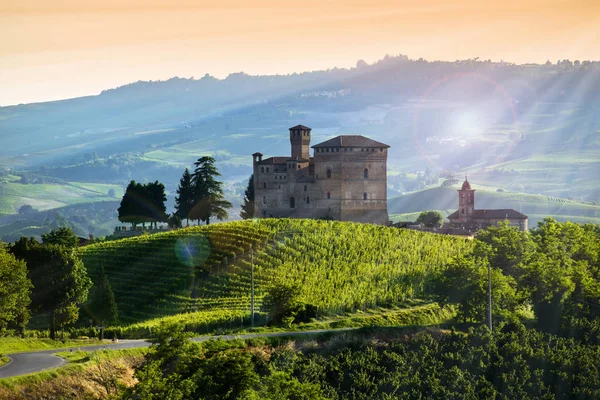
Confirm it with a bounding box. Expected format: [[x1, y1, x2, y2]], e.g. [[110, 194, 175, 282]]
[[175, 168, 194, 225], [240, 174, 255, 220], [188, 156, 232, 225], [262, 282, 316, 327], [0, 244, 32, 333], [125, 323, 600, 399], [41, 227, 78, 248], [79, 219, 472, 327], [117, 180, 167, 228], [435, 256, 519, 322], [437, 218, 600, 343], [94, 267, 119, 326], [168, 213, 183, 229], [416, 210, 443, 228], [9, 238, 92, 339]]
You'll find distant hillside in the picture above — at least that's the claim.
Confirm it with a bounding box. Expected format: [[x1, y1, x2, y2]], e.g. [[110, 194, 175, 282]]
[[389, 186, 600, 226], [80, 219, 472, 326], [1, 55, 598, 230]]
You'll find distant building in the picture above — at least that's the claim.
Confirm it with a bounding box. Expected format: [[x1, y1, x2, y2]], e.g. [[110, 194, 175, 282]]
[[252, 125, 389, 225], [447, 178, 528, 231]]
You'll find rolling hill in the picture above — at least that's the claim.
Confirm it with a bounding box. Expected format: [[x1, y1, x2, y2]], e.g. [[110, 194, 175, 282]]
[[79, 219, 473, 334], [388, 185, 600, 226]]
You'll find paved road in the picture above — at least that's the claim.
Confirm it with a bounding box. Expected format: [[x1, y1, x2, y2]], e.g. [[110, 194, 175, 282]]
[[0, 328, 356, 379]]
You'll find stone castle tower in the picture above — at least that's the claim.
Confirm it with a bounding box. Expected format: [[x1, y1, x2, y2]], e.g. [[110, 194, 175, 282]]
[[252, 125, 390, 225]]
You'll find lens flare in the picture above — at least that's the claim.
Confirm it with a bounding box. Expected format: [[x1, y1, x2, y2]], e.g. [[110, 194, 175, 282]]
[[413, 72, 519, 171], [174, 235, 211, 267]]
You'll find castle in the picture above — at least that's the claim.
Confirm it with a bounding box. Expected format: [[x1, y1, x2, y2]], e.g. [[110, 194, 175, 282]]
[[252, 125, 390, 225], [447, 178, 528, 231]]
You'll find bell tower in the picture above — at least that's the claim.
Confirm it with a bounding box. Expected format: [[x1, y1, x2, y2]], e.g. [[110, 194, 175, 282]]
[[458, 176, 475, 222], [289, 124, 311, 160]]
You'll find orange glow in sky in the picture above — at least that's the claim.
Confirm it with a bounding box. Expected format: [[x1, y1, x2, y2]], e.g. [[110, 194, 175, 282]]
[[1, 0, 599, 105]]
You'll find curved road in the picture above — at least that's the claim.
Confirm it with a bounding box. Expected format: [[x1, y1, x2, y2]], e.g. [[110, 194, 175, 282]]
[[0, 328, 356, 379]]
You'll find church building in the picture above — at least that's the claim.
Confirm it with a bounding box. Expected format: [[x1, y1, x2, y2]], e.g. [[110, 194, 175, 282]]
[[252, 125, 390, 225], [447, 178, 528, 231]]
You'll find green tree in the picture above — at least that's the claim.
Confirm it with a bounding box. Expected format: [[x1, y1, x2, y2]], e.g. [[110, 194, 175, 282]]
[[240, 174, 255, 220], [0, 244, 32, 334], [175, 168, 194, 226], [416, 211, 443, 228], [189, 156, 232, 225], [436, 256, 519, 323], [262, 282, 315, 326], [10, 239, 92, 339], [146, 180, 168, 229], [118, 180, 167, 229], [118, 180, 147, 229], [94, 267, 119, 325], [41, 227, 78, 248]]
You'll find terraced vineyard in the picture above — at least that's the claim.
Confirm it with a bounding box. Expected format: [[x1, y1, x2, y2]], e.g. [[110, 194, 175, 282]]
[[80, 219, 473, 329]]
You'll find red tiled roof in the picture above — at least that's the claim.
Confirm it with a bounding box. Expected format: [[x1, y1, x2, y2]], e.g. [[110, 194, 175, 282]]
[[448, 209, 528, 220]]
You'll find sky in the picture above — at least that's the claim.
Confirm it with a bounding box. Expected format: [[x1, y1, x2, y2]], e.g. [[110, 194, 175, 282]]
[[1, 0, 599, 105]]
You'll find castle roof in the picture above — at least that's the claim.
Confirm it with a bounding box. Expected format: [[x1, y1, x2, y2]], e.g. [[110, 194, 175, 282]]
[[289, 124, 312, 130], [312, 135, 390, 149], [448, 209, 528, 220]]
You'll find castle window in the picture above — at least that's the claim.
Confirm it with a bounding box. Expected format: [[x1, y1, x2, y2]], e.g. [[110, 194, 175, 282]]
[[364, 168, 369, 179], [304, 185, 307, 192], [263, 182, 267, 189], [290, 197, 295, 208], [263, 210, 266, 216], [461, 209, 464, 215], [363, 192, 368, 200], [327, 169, 331, 179], [298, 165, 300, 170], [261, 167, 264, 173], [306, 196, 310, 204], [327, 192, 331, 199], [263, 196, 267, 204]]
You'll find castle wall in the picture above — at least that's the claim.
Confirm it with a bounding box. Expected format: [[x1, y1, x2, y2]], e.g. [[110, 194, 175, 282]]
[[253, 128, 389, 225]]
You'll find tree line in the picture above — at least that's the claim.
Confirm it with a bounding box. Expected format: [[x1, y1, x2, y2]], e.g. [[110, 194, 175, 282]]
[[1, 228, 92, 339], [117, 156, 233, 228]]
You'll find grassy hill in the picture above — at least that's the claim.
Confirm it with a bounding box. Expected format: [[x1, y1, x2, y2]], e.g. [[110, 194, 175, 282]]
[[79, 219, 472, 332], [389, 186, 600, 226]]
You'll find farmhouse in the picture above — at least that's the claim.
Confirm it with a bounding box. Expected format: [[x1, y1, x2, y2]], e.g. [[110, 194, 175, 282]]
[[447, 178, 528, 231], [252, 125, 390, 225]]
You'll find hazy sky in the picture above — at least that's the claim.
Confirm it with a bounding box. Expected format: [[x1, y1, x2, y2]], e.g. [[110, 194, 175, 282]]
[[1, 0, 599, 105]]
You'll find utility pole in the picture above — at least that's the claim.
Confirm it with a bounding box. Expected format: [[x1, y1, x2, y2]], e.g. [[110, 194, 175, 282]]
[[251, 247, 255, 328], [487, 262, 492, 331]]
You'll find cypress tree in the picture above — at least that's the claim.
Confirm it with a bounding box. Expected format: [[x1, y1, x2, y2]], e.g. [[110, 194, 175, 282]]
[[175, 168, 194, 226], [240, 174, 254, 219]]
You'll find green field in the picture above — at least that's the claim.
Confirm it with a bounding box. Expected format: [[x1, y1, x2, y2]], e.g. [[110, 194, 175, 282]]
[[80, 219, 473, 332], [0, 178, 123, 215], [389, 185, 600, 226]]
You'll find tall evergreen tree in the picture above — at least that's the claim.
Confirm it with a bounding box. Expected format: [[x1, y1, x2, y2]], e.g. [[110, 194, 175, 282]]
[[189, 156, 232, 225], [175, 168, 194, 226], [240, 174, 254, 219]]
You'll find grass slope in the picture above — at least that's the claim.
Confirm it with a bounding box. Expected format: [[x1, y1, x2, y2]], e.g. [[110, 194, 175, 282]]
[[389, 186, 600, 225], [80, 219, 472, 328]]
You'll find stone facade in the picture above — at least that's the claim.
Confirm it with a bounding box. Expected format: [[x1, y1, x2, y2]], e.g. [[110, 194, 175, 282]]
[[447, 178, 528, 231], [253, 125, 390, 225]]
